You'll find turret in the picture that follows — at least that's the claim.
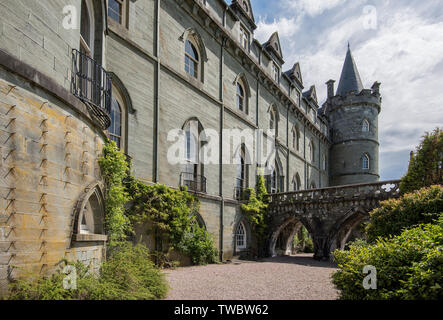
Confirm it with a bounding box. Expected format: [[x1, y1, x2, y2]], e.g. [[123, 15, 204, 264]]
[[324, 45, 381, 186]]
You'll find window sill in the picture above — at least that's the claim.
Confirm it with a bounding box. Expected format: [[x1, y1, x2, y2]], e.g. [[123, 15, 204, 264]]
[[73, 233, 108, 242]]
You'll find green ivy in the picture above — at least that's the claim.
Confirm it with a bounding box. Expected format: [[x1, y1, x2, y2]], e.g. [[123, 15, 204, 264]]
[[98, 141, 132, 247], [98, 141, 218, 265], [125, 175, 218, 265], [241, 175, 269, 256]]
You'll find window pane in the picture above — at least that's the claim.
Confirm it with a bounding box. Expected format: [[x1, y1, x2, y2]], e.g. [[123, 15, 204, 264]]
[[108, 0, 122, 23], [80, 0, 90, 45]]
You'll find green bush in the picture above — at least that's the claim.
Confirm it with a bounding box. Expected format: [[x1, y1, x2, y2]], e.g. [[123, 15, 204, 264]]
[[366, 185, 443, 242], [332, 218, 443, 300], [8, 243, 168, 300], [177, 225, 218, 265], [126, 176, 218, 265], [400, 128, 442, 194]]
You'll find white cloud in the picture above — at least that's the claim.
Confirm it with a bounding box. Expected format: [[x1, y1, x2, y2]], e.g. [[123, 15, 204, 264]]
[[254, 2, 443, 179], [255, 17, 301, 43], [284, 0, 347, 17]]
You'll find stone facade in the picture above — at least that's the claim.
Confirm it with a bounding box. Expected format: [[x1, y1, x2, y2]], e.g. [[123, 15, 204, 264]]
[[0, 0, 382, 294]]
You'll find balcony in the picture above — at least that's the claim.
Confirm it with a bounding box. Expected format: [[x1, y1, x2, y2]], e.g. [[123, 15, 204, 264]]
[[180, 172, 207, 193], [71, 49, 112, 130]]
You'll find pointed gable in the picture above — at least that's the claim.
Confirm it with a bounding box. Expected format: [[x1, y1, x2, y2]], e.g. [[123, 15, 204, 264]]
[[231, 0, 256, 31], [303, 85, 318, 104], [263, 32, 283, 62], [336, 45, 364, 96], [285, 62, 303, 87]]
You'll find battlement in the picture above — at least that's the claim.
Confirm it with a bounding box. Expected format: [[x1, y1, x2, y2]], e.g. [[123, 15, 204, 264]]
[[329, 87, 381, 112]]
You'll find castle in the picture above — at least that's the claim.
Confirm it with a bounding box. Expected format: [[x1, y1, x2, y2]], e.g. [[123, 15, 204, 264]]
[[0, 0, 381, 294]]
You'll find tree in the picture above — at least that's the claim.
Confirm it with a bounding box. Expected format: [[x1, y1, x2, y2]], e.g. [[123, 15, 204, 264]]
[[400, 128, 442, 194]]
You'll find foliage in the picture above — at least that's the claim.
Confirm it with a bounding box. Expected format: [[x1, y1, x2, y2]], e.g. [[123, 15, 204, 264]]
[[365, 185, 443, 242], [332, 217, 443, 300], [293, 226, 314, 253], [177, 225, 219, 265], [241, 175, 269, 252], [125, 175, 218, 265], [98, 141, 132, 247], [400, 128, 442, 194], [8, 243, 168, 300]]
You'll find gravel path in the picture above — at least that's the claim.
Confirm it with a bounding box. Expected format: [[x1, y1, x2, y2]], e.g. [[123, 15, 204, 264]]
[[164, 254, 339, 300]]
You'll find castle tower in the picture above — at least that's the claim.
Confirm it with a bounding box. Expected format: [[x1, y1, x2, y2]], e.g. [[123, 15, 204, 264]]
[[323, 45, 382, 186]]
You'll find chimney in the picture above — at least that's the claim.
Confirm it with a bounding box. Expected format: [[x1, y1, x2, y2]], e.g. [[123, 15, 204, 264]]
[[326, 80, 335, 99]]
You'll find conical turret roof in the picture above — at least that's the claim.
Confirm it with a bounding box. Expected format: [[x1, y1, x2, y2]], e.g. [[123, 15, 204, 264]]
[[336, 45, 364, 96]]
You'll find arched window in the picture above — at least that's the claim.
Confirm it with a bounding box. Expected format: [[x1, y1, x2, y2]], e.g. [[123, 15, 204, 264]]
[[308, 141, 315, 163], [108, 0, 128, 27], [293, 173, 301, 191], [182, 119, 206, 193], [236, 222, 247, 250], [322, 154, 327, 171], [185, 39, 199, 78], [269, 106, 278, 136], [109, 97, 122, 149], [310, 182, 316, 189], [236, 82, 245, 112], [292, 126, 300, 151], [76, 186, 105, 237], [362, 119, 370, 132], [235, 145, 248, 199], [362, 154, 370, 170], [80, 0, 94, 56]]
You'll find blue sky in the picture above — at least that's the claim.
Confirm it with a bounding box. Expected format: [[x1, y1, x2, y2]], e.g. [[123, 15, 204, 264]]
[[249, 0, 443, 181]]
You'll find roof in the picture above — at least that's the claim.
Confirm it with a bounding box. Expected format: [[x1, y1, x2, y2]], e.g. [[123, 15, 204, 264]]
[[336, 45, 364, 96]]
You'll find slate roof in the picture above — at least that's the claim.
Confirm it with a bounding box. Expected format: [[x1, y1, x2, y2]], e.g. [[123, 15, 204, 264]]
[[336, 45, 364, 96]]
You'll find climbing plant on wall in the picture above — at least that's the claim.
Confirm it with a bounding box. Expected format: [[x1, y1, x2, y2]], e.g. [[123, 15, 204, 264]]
[[98, 141, 133, 247], [98, 141, 218, 265], [241, 174, 269, 256]]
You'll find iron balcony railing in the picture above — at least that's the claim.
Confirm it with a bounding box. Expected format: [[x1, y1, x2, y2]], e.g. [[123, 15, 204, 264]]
[[71, 49, 112, 129], [180, 172, 207, 193]]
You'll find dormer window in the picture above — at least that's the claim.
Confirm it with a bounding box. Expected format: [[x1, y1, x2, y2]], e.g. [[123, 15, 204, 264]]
[[272, 63, 280, 83], [243, 1, 249, 12], [240, 26, 249, 50]]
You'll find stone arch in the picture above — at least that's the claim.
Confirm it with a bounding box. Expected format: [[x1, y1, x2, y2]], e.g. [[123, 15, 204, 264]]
[[193, 212, 206, 230], [233, 73, 252, 98], [179, 28, 208, 62], [269, 216, 313, 257], [72, 183, 107, 243], [330, 207, 369, 251]]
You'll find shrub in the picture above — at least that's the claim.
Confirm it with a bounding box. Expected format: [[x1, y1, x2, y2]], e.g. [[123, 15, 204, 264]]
[[8, 243, 168, 300], [126, 176, 218, 265], [332, 218, 443, 300], [400, 128, 442, 194], [366, 185, 443, 242]]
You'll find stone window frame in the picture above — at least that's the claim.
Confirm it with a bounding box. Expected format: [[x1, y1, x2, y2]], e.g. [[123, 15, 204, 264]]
[[308, 140, 315, 163], [235, 221, 247, 250], [362, 119, 370, 133], [268, 104, 279, 137], [234, 143, 250, 192], [180, 28, 208, 84], [272, 62, 280, 83], [233, 73, 251, 115], [292, 173, 301, 191], [80, 0, 95, 57], [107, 0, 129, 28], [239, 24, 250, 51], [292, 125, 300, 151], [109, 84, 127, 151], [72, 184, 107, 243], [362, 153, 370, 170]]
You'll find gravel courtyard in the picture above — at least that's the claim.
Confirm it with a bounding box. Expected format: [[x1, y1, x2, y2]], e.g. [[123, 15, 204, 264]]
[[164, 254, 339, 300]]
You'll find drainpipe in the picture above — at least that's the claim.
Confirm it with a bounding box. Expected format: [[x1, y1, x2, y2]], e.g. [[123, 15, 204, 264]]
[[153, 0, 161, 183], [286, 88, 290, 191], [219, 34, 227, 261], [304, 121, 307, 188]]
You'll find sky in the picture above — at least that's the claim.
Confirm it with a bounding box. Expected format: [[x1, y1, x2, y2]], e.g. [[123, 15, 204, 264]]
[[249, 0, 443, 181]]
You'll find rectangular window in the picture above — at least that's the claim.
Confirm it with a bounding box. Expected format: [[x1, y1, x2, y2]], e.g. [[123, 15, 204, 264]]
[[240, 26, 249, 50], [108, 0, 127, 27], [272, 63, 280, 83]]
